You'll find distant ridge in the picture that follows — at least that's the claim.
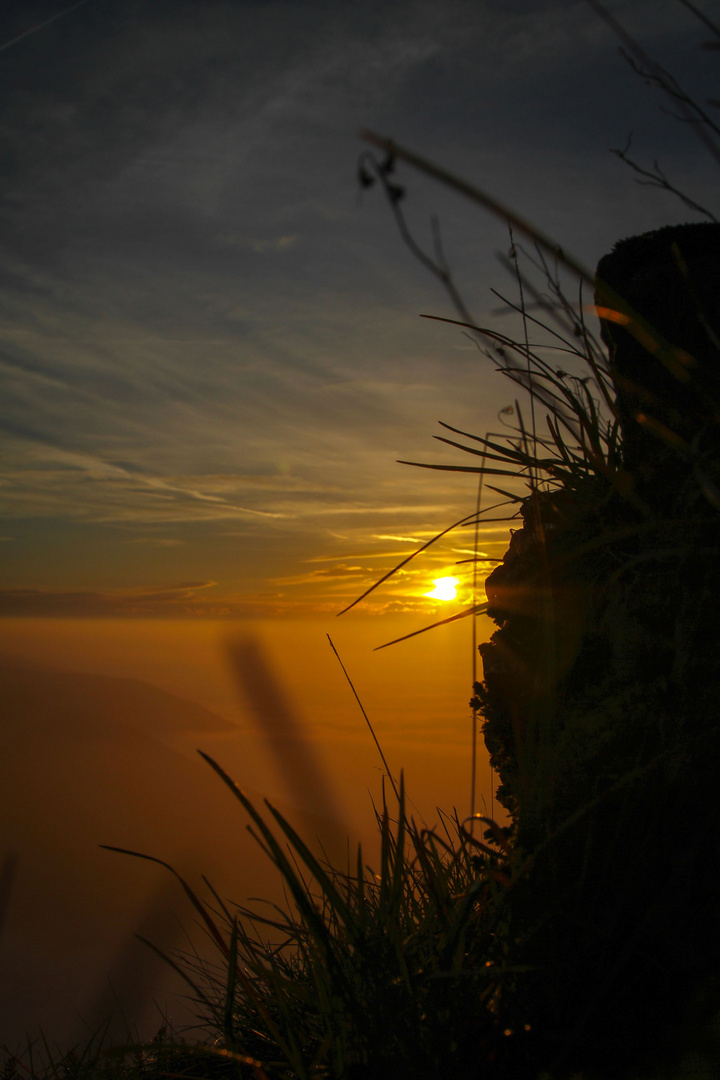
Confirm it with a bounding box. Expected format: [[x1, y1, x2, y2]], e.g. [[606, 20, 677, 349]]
[[0, 650, 321, 1050], [0, 650, 238, 738]]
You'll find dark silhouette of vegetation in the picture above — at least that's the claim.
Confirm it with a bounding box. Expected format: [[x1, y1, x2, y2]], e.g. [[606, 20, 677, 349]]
[[475, 220, 720, 1076]]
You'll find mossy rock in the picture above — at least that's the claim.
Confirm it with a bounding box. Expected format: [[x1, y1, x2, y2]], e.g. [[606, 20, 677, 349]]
[[473, 223, 720, 1075]]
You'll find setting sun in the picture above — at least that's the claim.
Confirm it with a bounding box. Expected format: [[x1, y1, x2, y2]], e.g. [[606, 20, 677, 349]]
[[425, 576, 459, 602]]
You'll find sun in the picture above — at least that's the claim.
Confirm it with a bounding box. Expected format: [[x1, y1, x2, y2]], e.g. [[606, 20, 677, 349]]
[[425, 576, 459, 602]]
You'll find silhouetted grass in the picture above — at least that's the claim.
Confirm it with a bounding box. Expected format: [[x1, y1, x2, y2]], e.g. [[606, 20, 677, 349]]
[[1, 1021, 253, 1080]]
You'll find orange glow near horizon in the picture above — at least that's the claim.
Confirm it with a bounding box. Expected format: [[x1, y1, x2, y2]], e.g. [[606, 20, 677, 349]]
[[0, 613, 501, 823], [0, 610, 505, 1050]]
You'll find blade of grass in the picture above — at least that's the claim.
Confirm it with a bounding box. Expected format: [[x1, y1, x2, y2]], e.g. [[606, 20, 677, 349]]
[[327, 634, 400, 802], [336, 508, 483, 615], [396, 459, 530, 476], [359, 128, 597, 285], [196, 752, 337, 956], [374, 602, 488, 651], [99, 846, 230, 960]]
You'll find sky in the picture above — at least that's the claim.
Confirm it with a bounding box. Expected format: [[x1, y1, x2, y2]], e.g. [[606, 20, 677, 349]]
[[0, 0, 717, 619], [1, 0, 719, 1048]]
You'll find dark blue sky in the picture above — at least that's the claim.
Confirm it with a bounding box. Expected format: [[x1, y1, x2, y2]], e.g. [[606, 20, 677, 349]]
[[0, 0, 717, 616]]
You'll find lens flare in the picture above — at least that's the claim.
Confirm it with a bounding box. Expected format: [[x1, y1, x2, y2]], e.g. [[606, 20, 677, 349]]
[[425, 576, 459, 601]]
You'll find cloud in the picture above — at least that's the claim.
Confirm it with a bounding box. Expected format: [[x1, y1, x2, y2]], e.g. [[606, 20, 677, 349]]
[[373, 533, 424, 543], [0, 580, 339, 619], [0, 582, 222, 618], [125, 537, 186, 547], [275, 564, 368, 583], [249, 235, 299, 254], [0, 0, 712, 609]]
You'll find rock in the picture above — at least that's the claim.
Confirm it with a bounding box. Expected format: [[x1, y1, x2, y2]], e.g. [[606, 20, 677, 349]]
[[472, 223, 720, 1075]]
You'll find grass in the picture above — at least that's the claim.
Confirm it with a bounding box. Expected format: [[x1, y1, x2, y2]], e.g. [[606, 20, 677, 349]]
[[77, 766, 529, 1080], [6, 2, 720, 1077]]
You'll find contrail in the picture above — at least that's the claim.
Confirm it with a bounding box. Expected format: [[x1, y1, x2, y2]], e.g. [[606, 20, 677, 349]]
[[0, 0, 96, 55]]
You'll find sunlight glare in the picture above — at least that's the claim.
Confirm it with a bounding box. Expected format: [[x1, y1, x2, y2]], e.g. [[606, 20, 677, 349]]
[[426, 576, 459, 602]]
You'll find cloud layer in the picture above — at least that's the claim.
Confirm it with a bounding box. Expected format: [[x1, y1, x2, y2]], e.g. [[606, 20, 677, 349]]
[[0, 0, 716, 613]]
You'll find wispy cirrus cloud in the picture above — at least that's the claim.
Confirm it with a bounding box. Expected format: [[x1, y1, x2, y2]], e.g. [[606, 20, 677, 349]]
[[0, 582, 224, 618], [0, 0, 711, 612]]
